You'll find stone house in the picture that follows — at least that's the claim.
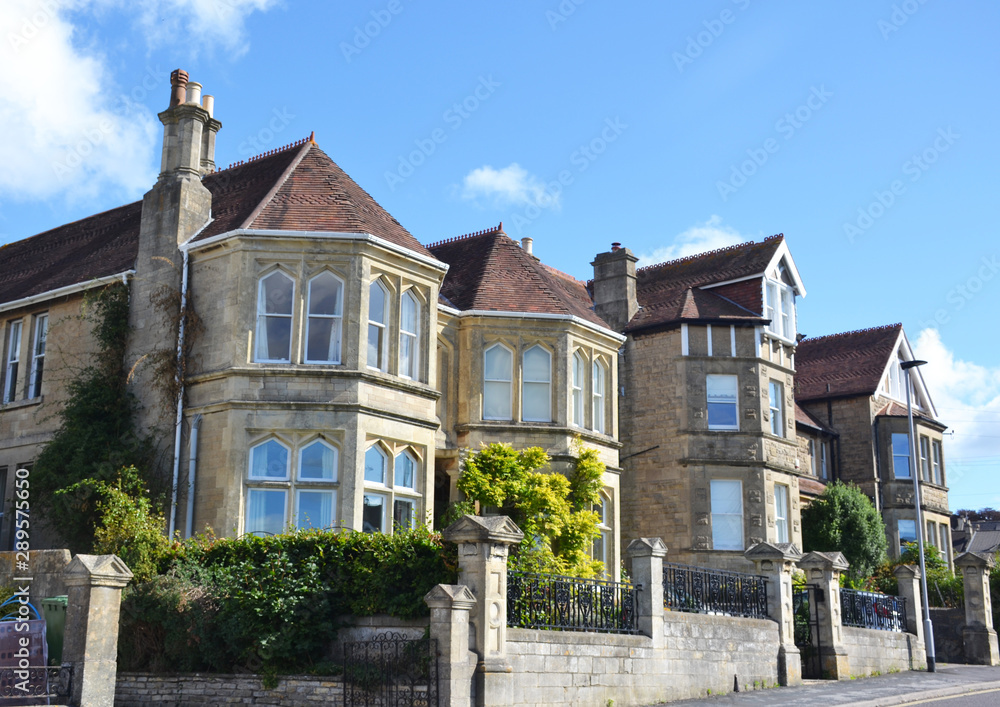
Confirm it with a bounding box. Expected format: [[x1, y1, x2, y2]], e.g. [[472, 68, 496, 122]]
[[795, 324, 952, 567], [0, 70, 624, 572]]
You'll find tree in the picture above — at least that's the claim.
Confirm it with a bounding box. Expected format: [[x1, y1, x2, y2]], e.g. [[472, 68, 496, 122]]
[[452, 440, 605, 578], [957, 508, 1000, 522], [801, 481, 888, 585]]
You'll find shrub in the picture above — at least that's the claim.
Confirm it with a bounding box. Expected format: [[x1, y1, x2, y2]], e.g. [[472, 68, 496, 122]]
[[801, 481, 887, 585]]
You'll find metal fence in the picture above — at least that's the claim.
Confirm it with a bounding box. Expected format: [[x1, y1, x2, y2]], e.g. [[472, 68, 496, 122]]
[[342, 632, 437, 707], [662, 562, 769, 619], [506, 570, 639, 634], [840, 589, 907, 632], [0, 666, 73, 705]]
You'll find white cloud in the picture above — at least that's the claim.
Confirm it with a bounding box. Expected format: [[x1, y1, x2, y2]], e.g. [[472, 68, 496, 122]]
[[913, 328, 1000, 509], [0, 0, 275, 205], [636, 215, 749, 267], [460, 163, 560, 210]]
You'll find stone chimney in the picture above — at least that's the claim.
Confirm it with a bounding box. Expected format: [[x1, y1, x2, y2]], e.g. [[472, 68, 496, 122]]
[[591, 243, 639, 332], [159, 70, 222, 179]]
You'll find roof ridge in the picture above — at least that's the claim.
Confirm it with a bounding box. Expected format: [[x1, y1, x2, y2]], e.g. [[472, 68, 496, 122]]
[[800, 323, 902, 345], [239, 141, 313, 230], [635, 234, 782, 275], [426, 222, 503, 249], [221, 133, 315, 172]]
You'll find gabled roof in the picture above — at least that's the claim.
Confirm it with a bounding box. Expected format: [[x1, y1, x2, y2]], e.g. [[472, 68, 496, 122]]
[[429, 226, 611, 329], [795, 324, 903, 402], [0, 138, 433, 309], [795, 402, 837, 436], [625, 235, 795, 332]]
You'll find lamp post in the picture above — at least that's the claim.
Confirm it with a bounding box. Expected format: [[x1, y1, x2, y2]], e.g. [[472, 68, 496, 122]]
[[901, 358, 935, 672]]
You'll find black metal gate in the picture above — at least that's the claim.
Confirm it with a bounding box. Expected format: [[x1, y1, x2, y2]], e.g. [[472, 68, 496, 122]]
[[343, 632, 438, 707], [793, 585, 824, 679]]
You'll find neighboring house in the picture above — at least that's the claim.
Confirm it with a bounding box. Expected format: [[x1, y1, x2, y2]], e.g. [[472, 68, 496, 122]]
[[795, 324, 953, 568], [0, 70, 624, 573], [951, 517, 1000, 559], [590, 237, 812, 572]]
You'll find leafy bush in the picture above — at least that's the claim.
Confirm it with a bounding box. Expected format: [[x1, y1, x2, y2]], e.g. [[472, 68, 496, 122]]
[[801, 481, 888, 586], [120, 527, 455, 675]]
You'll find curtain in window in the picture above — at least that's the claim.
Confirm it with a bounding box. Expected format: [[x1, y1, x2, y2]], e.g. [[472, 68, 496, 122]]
[[246, 489, 286, 535], [296, 490, 334, 529], [707, 374, 738, 429], [256, 273, 294, 361], [775, 485, 789, 543], [395, 452, 416, 489], [368, 281, 387, 369], [592, 360, 605, 432], [299, 441, 337, 481], [710, 480, 743, 550], [306, 273, 343, 363], [572, 352, 584, 426], [251, 440, 289, 479], [522, 346, 551, 422], [365, 446, 386, 484], [393, 498, 415, 530], [400, 291, 419, 379], [483, 346, 512, 420]]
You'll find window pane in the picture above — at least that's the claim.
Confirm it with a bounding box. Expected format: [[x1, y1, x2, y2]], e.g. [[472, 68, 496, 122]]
[[299, 441, 336, 481], [369, 281, 386, 324], [892, 433, 911, 478], [713, 515, 743, 551], [593, 361, 605, 433], [401, 292, 417, 333], [484, 381, 511, 420], [711, 480, 742, 515], [246, 489, 286, 535], [523, 347, 550, 382], [261, 272, 294, 314], [572, 353, 584, 427], [306, 317, 341, 363], [769, 381, 783, 437], [400, 333, 415, 378], [393, 498, 416, 530], [898, 519, 917, 546], [484, 346, 512, 381], [775, 485, 789, 543], [250, 440, 289, 479], [261, 318, 292, 362], [707, 374, 737, 399], [296, 490, 334, 529], [362, 493, 386, 533], [365, 446, 386, 484], [707, 374, 738, 430], [395, 452, 416, 489], [309, 273, 342, 315], [707, 403, 738, 429], [523, 381, 550, 422]]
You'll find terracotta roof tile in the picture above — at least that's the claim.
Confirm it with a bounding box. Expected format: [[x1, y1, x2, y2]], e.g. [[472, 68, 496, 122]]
[[795, 402, 836, 435], [626, 287, 762, 333], [429, 226, 610, 329], [795, 324, 902, 402], [798, 476, 828, 498]]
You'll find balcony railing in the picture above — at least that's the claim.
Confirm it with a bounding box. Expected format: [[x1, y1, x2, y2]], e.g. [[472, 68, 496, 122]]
[[506, 570, 639, 634], [662, 562, 769, 619], [840, 589, 907, 632]]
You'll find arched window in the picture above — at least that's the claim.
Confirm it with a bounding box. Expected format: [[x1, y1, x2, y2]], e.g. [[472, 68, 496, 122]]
[[572, 351, 585, 427], [367, 280, 388, 370], [522, 345, 551, 422], [255, 271, 294, 362], [305, 272, 343, 364], [592, 359, 606, 433], [249, 439, 290, 480], [400, 290, 419, 380], [364, 445, 387, 485], [393, 450, 419, 530], [246, 438, 291, 536], [295, 440, 338, 530], [483, 344, 513, 420]]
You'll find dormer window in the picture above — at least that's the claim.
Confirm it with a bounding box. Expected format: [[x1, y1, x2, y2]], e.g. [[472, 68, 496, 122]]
[[763, 265, 796, 341]]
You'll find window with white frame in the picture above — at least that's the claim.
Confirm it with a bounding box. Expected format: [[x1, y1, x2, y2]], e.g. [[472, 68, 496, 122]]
[[919, 435, 930, 482], [3, 320, 21, 404], [483, 344, 513, 420], [367, 280, 389, 371], [399, 290, 419, 380], [932, 440, 943, 485], [892, 433, 911, 478], [808, 439, 817, 476], [571, 351, 585, 427], [255, 272, 294, 362], [593, 493, 611, 575], [938, 524, 949, 561], [710, 479, 743, 551], [769, 380, 784, 437], [592, 359, 606, 433], [764, 266, 796, 340], [706, 374, 739, 430], [898, 519, 917, 548], [820, 441, 828, 480], [245, 439, 290, 535], [305, 272, 343, 364], [522, 345, 551, 422], [28, 314, 47, 398], [362, 444, 422, 534], [775, 484, 790, 543], [295, 440, 338, 530]]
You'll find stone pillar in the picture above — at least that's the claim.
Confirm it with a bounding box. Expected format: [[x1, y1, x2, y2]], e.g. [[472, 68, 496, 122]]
[[746, 542, 803, 686], [626, 538, 666, 647], [798, 551, 850, 679], [425, 584, 477, 707], [955, 552, 1000, 666], [442, 516, 523, 707], [62, 554, 133, 707], [893, 564, 925, 646]]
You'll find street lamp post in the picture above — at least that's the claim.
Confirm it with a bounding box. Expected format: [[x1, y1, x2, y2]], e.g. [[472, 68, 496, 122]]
[[901, 359, 936, 672]]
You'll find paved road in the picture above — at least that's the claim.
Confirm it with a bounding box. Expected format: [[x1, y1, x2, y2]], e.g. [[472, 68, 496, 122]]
[[651, 664, 1000, 706]]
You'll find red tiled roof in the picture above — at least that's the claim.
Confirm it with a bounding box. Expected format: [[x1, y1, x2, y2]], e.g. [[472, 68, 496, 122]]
[[875, 400, 947, 429], [798, 476, 828, 498], [795, 402, 836, 435], [0, 139, 433, 308], [429, 226, 611, 329], [626, 236, 784, 332], [795, 324, 902, 402]]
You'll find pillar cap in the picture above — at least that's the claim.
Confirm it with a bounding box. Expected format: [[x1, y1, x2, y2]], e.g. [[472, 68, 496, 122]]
[[442, 515, 524, 545], [63, 554, 133, 588], [798, 551, 849, 572], [626, 537, 667, 559], [425, 583, 477, 611], [955, 552, 995, 570], [745, 541, 803, 563], [893, 563, 922, 580]]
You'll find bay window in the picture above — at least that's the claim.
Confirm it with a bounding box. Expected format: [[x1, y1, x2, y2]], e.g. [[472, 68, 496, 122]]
[[919, 436, 930, 481], [764, 267, 796, 340], [932, 440, 943, 485], [363, 444, 422, 533], [892, 433, 911, 478], [592, 359, 606, 433], [775, 484, 789, 543], [367, 280, 388, 370], [255, 271, 294, 362], [305, 272, 343, 364], [769, 380, 784, 437], [399, 290, 419, 380], [483, 344, 513, 420], [522, 345, 551, 422], [571, 352, 585, 427]]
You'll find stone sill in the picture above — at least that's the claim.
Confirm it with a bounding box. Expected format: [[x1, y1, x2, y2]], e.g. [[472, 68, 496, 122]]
[[0, 396, 42, 412]]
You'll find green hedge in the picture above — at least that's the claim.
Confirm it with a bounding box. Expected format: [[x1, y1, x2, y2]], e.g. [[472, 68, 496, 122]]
[[119, 527, 456, 675]]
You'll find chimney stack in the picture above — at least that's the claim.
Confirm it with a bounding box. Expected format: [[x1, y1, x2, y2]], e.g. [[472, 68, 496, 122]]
[[158, 69, 222, 179], [591, 243, 639, 332]]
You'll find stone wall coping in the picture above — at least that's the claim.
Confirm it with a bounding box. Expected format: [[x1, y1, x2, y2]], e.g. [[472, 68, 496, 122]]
[[63, 553, 133, 588], [745, 541, 803, 563], [441, 514, 524, 545], [117, 671, 343, 682], [893, 563, 922, 580], [333, 614, 429, 628], [955, 552, 995, 569], [507, 628, 649, 647], [425, 583, 476, 610], [798, 550, 849, 572], [662, 610, 780, 630], [626, 537, 667, 558]]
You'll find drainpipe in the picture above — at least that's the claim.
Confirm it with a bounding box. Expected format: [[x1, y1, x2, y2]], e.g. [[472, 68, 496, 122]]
[[185, 414, 203, 538], [168, 243, 190, 538]]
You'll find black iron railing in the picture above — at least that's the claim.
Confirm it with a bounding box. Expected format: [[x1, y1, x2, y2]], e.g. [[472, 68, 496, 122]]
[[506, 570, 639, 634], [840, 589, 907, 632], [662, 562, 769, 619], [342, 632, 437, 707], [0, 665, 73, 700]]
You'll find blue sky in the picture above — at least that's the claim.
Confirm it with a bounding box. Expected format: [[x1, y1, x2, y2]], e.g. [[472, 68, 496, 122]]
[[0, 1, 997, 512]]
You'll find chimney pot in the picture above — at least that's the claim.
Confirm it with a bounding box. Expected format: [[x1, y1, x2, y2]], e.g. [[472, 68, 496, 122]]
[[169, 69, 189, 107], [186, 81, 202, 106], [202, 94, 214, 118], [521, 237, 533, 255], [611, 242, 621, 251]]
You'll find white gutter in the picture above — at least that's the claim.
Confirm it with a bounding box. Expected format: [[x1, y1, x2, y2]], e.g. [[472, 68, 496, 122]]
[[185, 414, 203, 538], [441, 306, 627, 343], [188, 228, 450, 273], [0, 271, 135, 314]]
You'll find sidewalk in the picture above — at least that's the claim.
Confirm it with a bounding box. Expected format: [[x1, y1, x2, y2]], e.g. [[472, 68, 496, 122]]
[[653, 664, 1000, 706]]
